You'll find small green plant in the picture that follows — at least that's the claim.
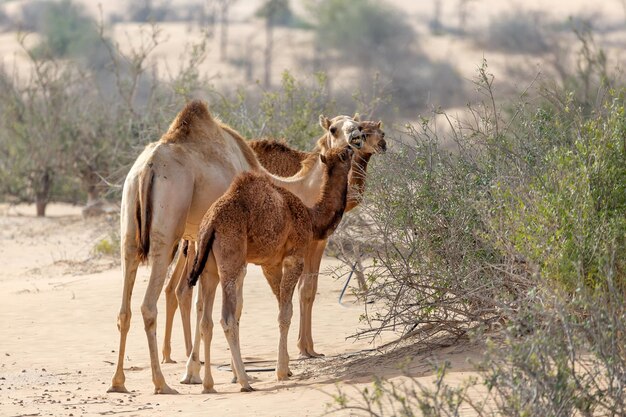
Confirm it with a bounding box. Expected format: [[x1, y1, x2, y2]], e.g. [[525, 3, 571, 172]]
[[92, 234, 119, 258]]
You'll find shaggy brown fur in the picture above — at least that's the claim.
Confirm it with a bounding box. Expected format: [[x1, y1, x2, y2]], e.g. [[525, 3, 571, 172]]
[[248, 139, 309, 177], [187, 146, 354, 392]]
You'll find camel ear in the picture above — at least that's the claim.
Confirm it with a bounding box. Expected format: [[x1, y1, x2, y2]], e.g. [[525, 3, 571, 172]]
[[319, 154, 327, 165], [353, 112, 361, 122], [319, 115, 331, 131]]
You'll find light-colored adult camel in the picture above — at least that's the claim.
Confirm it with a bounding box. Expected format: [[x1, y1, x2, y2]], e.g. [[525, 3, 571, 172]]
[[160, 115, 364, 364], [187, 145, 356, 393], [108, 99, 362, 394]]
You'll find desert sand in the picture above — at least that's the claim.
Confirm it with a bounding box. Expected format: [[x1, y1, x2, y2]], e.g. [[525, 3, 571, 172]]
[[0, 203, 483, 416]]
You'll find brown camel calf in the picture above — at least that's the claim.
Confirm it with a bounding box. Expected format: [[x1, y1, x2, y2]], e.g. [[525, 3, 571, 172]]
[[187, 145, 356, 393]]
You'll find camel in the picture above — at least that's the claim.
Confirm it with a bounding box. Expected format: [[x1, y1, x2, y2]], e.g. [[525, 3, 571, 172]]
[[160, 116, 366, 365], [187, 145, 356, 393], [108, 99, 363, 394], [163, 121, 387, 366]]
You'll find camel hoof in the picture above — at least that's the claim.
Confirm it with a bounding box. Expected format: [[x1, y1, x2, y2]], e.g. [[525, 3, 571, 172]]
[[298, 351, 325, 359], [106, 385, 130, 394], [161, 358, 177, 364], [202, 387, 217, 394], [155, 385, 179, 395], [180, 374, 202, 385], [231, 376, 238, 384], [240, 386, 255, 392], [277, 368, 292, 381]]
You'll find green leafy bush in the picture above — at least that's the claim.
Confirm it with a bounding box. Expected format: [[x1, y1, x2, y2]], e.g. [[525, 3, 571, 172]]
[[489, 93, 626, 292]]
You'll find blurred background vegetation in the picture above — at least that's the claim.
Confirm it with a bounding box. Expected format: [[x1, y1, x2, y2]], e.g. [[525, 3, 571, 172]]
[[0, 0, 624, 414]]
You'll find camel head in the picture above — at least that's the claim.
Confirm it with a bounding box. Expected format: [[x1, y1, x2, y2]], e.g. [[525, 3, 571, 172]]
[[318, 113, 365, 152], [358, 120, 387, 155], [319, 144, 355, 172]]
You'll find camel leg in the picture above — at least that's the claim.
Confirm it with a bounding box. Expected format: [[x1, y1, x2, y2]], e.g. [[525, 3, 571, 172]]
[[141, 247, 180, 395], [220, 265, 253, 392], [199, 266, 219, 393], [107, 245, 140, 394], [176, 243, 196, 357], [141, 188, 190, 394], [229, 269, 245, 384], [181, 251, 216, 386], [276, 256, 303, 380], [297, 239, 327, 358], [162, 244, 186, 363], [180, 280, 203, 385]]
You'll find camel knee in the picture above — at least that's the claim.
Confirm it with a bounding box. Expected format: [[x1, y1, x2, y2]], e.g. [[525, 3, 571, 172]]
[[299, 281, 317, 304], [176, 284, 189, 305], [278, 317, 292, 330], [165, 281, 175, 296], [175, 282, 185, 301], [200, 316, 213, 335], [141, 304, 157, 332], [220, 315, 237, 335], [117, 312, 131, 332], [278, 306, 293, 328]]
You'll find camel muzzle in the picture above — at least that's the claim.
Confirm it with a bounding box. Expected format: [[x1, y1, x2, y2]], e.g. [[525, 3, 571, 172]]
[[349, 130, 365, 149]]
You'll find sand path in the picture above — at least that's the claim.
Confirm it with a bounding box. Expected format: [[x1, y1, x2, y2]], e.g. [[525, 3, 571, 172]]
[[0, 204, 480, 416]]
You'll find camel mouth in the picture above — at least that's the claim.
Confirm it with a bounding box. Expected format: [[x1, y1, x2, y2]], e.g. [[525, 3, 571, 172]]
[[348, 130, 365, 149]]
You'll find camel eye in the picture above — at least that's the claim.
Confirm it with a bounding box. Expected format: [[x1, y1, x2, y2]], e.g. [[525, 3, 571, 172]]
[[329, 126, 337, 135]]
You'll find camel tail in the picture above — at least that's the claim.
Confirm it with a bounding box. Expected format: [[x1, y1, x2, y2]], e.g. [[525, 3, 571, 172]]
[[135, 169, 155, 264], [188, 224, 216, 287]]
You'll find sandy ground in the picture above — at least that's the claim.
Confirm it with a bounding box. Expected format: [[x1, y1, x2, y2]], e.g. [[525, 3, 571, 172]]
[[0, 203, 484, 417]]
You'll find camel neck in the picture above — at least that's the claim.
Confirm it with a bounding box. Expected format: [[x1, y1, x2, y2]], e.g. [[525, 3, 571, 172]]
[[264, 155, 324, 204], [346, 153, 372, 212], [308, 163, 350, 240]]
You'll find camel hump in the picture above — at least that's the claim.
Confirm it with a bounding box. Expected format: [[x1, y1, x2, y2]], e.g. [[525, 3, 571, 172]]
[[249, 139, 291, 154], [162, 99, 214, 143]]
